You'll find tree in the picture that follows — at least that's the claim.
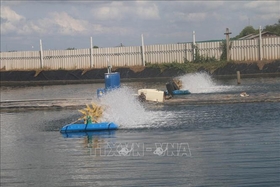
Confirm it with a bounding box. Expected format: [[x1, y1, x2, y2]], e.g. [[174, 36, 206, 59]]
[[234, 20, 280, 39], [263, 20, 280, 35], [234, 26, 258, 39]]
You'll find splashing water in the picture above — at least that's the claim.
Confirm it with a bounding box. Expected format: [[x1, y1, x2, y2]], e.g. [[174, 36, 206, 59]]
[[178, 72, 235, 93], [97, 86, 159, 129], [94, 72, 237, 129]]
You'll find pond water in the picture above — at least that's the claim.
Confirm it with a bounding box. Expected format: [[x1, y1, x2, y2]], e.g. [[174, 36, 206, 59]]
[[1, 73, 279, 187]]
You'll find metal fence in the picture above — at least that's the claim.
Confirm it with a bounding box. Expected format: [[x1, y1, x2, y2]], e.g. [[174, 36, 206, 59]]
[[0, 37, 279, 70], [231, 37, 280, 61]]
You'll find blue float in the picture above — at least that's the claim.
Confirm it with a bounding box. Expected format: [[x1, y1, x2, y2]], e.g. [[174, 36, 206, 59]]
[[61, 129, 116, 138], [165, 81, 191, 96], [60, 122, 118, 133], [172, 90, 191, 95]]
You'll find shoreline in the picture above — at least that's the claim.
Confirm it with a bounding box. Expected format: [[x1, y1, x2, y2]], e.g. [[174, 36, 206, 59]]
[[1, 72, 280, 87]]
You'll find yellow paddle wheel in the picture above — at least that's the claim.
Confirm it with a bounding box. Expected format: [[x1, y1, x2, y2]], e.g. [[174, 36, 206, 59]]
[[78, 103, 103, 124]]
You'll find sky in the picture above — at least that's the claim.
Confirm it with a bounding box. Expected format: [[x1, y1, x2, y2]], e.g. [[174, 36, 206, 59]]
[[1, 0, 279, 52]]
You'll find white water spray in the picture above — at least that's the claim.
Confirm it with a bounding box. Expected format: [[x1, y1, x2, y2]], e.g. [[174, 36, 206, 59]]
[[97, 86, 159, 129], [178, 72, 235, 93]]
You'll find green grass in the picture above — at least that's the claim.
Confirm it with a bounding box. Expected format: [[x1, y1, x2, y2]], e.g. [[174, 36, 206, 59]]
[[146, 61, 230, 73]]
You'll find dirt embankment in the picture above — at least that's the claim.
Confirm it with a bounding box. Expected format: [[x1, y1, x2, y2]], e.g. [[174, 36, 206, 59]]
[[1, 60, 279, 86], [212, 59, 280, 75]]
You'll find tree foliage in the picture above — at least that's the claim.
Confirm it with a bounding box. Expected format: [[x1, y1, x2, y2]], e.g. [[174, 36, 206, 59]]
[[263, 19, 280, 35], [220, 40, 230, 60], [234, 26, 258, 39], [234, 20, 280, 39]]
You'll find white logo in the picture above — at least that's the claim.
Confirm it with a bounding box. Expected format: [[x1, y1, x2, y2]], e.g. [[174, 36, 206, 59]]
[[89, 142, 191, 157]]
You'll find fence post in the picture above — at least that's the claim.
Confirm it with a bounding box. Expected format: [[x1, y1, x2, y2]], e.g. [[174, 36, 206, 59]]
[[224, 28, 232, 61], [193, 31, 196, 61], [90, 37, 93, 68], [259, 26, 263, 61], [237, 71, 241, 84], [39, 39, 44, 68], [141, 34, 146, 66]]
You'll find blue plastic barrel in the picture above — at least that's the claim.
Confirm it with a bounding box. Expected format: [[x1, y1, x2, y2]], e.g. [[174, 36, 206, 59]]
[[105, 72, 120, 89]]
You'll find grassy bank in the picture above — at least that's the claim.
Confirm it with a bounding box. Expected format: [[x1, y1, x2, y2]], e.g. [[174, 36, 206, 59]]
[[145, 59, 280, 74], [146, 61, 228, 74]]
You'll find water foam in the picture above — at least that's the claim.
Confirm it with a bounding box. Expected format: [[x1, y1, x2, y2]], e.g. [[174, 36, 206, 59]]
[[97, 86, 160, 129], [178, 72, 235, 93]]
